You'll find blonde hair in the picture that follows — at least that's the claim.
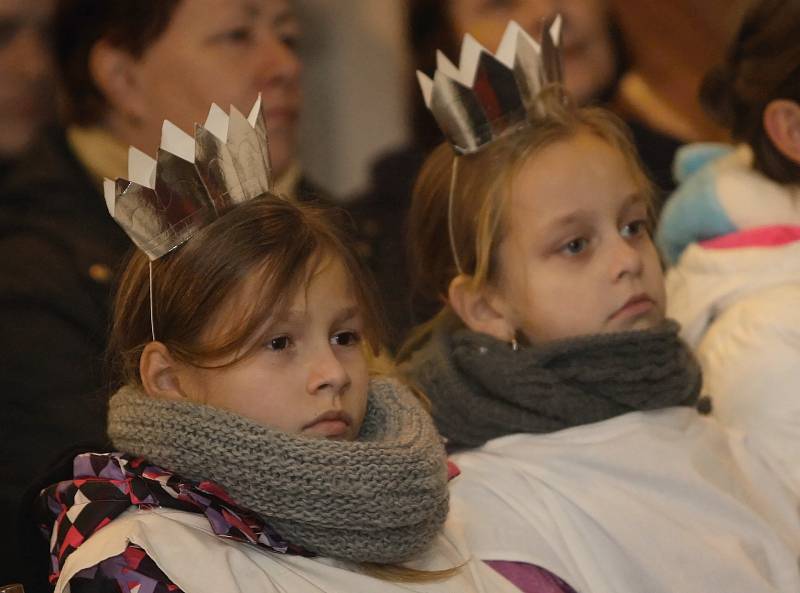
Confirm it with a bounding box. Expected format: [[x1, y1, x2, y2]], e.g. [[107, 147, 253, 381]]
[[403, 95, 655, 351]]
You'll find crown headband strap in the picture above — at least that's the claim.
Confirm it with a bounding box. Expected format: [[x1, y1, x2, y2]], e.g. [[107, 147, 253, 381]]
[[149, 260, 156, 342], [448, 156, 463, 275]]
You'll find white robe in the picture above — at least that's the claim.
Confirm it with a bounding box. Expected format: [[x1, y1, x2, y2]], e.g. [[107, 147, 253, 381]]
[[54, 506, 521, 593], [667, 239, 800, 499], [449, 408, 800, 593]]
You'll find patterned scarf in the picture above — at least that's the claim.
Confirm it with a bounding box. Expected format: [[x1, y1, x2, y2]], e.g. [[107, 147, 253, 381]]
[[107, 377, 449, 563], [404, 319, 702, 448]]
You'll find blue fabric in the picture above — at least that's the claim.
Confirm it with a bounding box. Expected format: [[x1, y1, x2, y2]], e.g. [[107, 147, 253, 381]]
[[672, 143, 733, 183], [657, 145, 739, 264]]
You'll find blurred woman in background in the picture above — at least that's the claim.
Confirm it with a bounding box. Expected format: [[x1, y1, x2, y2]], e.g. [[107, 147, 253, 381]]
[[0, 1, 315, 588]]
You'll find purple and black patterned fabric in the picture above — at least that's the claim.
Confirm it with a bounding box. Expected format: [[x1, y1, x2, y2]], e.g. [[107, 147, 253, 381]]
[[38, 452, 309, 591]]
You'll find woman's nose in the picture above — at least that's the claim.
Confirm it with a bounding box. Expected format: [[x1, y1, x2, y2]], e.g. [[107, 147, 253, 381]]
[[259, 32, 302, 86]]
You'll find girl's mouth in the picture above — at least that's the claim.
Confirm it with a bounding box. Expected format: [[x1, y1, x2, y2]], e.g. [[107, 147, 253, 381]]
[[610, 294, 655, 321], [302, 410, 352, 438]]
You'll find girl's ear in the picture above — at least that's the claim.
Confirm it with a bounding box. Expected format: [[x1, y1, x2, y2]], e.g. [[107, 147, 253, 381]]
[[140, 342, 186, 401], [449, 274, 515, 342], [763, 99, 800, 165], [88, 39, 148, 124]]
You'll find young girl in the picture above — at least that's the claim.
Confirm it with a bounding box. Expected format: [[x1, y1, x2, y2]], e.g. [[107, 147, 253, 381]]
[[33, 103, 522, 593], [656, 0, 800, 499], [401, 20, 800, 593]]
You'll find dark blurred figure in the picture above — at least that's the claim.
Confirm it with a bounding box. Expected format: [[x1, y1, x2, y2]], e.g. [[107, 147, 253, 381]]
[[0, 1, 313, 589], [350, 0, 683, 349], [0, 0, 54, 182]]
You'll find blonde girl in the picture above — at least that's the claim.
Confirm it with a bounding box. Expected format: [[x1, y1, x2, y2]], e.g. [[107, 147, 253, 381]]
[[401, 83, 800, 593]]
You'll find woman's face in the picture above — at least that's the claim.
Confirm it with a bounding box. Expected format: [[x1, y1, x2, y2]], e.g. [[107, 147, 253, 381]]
[[122, 0, 301, 178], [0, 0, 53, 158], [491, 131, 665, 343], [447, 0, 616, 105]]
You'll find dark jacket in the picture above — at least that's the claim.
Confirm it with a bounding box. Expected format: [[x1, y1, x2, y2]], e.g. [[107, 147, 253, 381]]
[[0, 128, 131, 588], [0, 130, 336, 590]]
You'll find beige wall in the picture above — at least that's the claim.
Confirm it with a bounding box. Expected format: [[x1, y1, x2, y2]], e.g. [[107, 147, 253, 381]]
[[296, 0, 410, 199]]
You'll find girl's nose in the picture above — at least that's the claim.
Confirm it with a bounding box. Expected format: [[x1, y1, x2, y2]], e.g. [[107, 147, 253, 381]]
[[307, 345, 351, 397], [611, 236, 644, 280]]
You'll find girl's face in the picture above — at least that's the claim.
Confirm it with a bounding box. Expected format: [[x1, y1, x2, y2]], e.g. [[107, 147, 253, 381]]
[[120, 0, 301, 177], [177, 256, 370, 441], [447, 0, 616, 106], [493, 132, 665, 342]]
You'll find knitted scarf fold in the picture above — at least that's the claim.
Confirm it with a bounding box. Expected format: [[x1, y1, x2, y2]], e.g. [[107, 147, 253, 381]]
[[404, 319, 702, 448], [107, 377, 449, 564]]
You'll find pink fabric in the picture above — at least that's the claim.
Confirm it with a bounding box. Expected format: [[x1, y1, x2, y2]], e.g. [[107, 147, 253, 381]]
[[486, 560, 577, 593], [699, 225, 800, 250]]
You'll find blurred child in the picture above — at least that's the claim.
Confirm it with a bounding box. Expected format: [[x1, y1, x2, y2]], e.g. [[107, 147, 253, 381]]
[[657, 0, 800, 498]]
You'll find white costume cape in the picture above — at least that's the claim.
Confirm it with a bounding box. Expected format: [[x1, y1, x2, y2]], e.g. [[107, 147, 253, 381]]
[[54, 506, 520, 593], [449, 408, 800, 593]]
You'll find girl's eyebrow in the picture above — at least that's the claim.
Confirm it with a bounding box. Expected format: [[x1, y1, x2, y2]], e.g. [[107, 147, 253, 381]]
[[620, 192, 648, 212], [542, 210, 591, 233], [333, 305, 360, 326]]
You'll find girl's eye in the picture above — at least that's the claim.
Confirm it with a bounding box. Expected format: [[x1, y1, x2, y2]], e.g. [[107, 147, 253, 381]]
[[561, 238, 588, 255], [331, 331, 362, 347], [279, 32, 299, 51], [621, 220, 648, 238], [220, 26, 254, 44], [266, 335, 292, 351]]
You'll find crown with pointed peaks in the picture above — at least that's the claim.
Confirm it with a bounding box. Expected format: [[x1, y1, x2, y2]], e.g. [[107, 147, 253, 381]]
[[417, 16, 564, 155], [104, 95, 273, 260]]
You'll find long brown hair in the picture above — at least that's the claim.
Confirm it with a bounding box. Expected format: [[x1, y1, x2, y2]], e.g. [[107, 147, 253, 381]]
[[402, 96, 654, 354], [700, 0, 800, 184], [109, 195, 384, 387]]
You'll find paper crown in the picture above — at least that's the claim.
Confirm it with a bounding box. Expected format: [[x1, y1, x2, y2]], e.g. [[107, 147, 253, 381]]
[[104, 95, 273, 260], [417, 17, 564, 155]]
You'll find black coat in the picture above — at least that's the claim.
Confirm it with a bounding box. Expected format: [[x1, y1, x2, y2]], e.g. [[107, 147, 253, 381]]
[[0, 130, 336, 589], [0, 128, 131, 588]]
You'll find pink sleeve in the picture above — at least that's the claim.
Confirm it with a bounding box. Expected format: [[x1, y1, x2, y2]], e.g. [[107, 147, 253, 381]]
[[486, 560, 578, 593]]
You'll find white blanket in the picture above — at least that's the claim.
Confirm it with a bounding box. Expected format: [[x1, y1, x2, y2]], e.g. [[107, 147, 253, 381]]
[[55, 505, 521, 593], [449, 408, 800, 593]]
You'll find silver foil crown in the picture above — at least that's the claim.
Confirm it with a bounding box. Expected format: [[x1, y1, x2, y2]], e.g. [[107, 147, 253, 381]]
[[418, 17, 564, 155], [104, 95, 273, 260]]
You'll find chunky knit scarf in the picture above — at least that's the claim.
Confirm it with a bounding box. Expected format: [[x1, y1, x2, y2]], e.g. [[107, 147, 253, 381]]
[[107, 377, 449, 564], [404, 319, 702, 448]]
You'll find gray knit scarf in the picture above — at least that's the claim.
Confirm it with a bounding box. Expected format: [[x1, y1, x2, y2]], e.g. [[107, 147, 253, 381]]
[[107, 377, 449, 564], [404, 318, 702, 448]]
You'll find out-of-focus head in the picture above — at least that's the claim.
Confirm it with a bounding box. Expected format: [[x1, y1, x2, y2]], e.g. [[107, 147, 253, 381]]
[[54, 0, 302, 177], [447, 0, 617, 105], [0, 0, 54, 159], [700, 0, 800, 184], [409, 0, 623, 147], [409, 101, 664, 344]]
